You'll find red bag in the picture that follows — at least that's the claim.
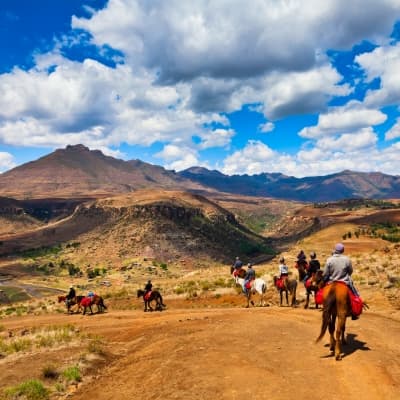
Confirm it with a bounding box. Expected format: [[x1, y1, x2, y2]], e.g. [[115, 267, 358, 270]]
[[349, 291, 363, 316], [315, 289, 324, 305]]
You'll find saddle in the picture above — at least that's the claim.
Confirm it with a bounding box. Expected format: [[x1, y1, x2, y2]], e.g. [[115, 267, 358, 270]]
[[305, 277, 312, 289], [144, 291, 152, 301], [80, 297, 92, 307], [244, 280, 254, 290], [275, 275, 287, 290], [315, 283, 364, 317]]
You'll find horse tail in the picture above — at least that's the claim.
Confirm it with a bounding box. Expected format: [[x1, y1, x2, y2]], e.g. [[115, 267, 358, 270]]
[[316, 288, 335, 343], [262, 282, 267, 294], [101, 297, 107, 309]]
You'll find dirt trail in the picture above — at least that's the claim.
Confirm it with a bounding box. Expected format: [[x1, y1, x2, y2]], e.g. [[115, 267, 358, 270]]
[[2, 305, 399, 400]]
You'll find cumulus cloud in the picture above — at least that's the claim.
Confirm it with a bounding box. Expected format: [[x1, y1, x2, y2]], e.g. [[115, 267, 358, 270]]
[[259, 122, 274, 133], [1, 0, 400, 176], [357, 43, 400, 107], [299, 104, 387, 139], [221, 140, 294, 175], [154, 143, 205, 171], [73, 0, 400, 83], [385, 118, 400, 140], [0, 152, 16, 173]]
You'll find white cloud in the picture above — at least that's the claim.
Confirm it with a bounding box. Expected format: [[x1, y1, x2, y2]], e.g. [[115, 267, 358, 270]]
[[73, 0, 400, 83], [154, 143, 205, 171], [385, 118, 400, 140], [0, 152, 16, 173], [198, 129, 235, 150], [315, 128, 378, 152], [299, 104, 387, 139], [259, 122, 274, 133], [356, 43, 400, 107], [221, 140, 288, 175]]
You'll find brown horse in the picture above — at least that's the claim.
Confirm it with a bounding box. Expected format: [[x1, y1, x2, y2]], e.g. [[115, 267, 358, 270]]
[[58, 295, 85, 313], [273, 275, 297, 307], [316, 282, 351, 360], [80, 295, 107, 315], [295, 260, 308, 282], [137, 289, 166, 312], [304, 270, 324, 309]]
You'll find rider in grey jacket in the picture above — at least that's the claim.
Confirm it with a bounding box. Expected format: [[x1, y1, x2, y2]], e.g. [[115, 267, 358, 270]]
[[323, 243, 359, 296]]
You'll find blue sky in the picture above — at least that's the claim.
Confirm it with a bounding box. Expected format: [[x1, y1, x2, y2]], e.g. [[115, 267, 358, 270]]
[[1, 0, 400, 177]]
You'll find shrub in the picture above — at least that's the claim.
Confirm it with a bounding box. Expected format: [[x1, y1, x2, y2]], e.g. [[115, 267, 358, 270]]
[[42, 364, 59, 379], [4, 379, 49, 400], [87, 336, 105, 355], [62, 365, 81, 382]]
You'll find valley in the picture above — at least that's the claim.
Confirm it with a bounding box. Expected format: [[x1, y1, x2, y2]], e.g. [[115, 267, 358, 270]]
[[0, 145, 399, 399]]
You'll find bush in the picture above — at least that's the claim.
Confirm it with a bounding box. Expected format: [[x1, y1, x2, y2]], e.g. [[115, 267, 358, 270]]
[[4, 379, 49, 400], [62, 365, 81, 383], [42, 364, 59, 379]]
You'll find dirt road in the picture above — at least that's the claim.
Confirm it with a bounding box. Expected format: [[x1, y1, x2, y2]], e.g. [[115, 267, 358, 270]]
[[2, 303, 399, 400]]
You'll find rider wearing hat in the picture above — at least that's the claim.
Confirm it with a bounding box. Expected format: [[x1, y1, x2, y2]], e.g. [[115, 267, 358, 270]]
[[243, 263, 255, 294], [66, 285, 76, 306], [303, 251, 321, 284], [323, 243, 360, 319]]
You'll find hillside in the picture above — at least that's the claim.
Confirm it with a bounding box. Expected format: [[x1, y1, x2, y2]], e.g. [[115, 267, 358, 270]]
[[0, 190, 274, 265], [180, 167, 400, 201], [0, 144, 204, 199]]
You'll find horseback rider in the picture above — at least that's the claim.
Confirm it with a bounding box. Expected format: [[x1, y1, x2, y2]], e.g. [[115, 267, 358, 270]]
[[144, 280, 153, 300], [66, 285, 76, 306], [297, 250, 307, 266], [232, 256, 243, 277], [322, 243, 360, 319], [243, 263, 255, 294], [278, 257, 289, 278], [303, 251, 321, 284]]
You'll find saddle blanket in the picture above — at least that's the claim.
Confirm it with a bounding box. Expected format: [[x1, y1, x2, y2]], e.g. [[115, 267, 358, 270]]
[[80, 297, 93, 307], [144, 291, 152, 301], [315, 284, 364, 316]]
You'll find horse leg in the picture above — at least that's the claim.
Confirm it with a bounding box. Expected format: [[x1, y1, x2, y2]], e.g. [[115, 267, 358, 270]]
[[304, 292, 310, 309], [328, 314, 336, 355], [335, 315, 346, 360], [279, 291, 283, 307], [285, 290, 289, 306]]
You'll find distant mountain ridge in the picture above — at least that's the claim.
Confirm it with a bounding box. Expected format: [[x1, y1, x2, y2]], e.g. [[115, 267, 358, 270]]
[[0, 144, 399, 201], [179, 167, 400, 201]]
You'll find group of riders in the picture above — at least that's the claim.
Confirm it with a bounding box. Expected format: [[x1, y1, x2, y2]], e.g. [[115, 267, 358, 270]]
[[64, 280, 154, 310], [64, 242, 362, 318], [232, 242, 362, 319]]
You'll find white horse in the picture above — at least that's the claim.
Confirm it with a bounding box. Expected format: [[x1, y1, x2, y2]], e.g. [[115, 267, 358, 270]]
[[233, 273, 267, 307]]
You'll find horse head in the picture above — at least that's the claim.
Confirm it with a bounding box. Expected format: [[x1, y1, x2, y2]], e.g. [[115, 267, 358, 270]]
[[58, 295, 66, 303], [137, 289, 144, 298]]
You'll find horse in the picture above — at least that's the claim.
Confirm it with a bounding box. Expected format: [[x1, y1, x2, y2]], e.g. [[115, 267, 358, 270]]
[[80, 295, 107, 315], [295, 259, 308, 282], [58, 295, 85, 313], [304, 270, 324, 309], [231, 268, 267, 308], [137, 289, 166, 312], [315, 282, 352, 360], [273, 275, 297, 307]]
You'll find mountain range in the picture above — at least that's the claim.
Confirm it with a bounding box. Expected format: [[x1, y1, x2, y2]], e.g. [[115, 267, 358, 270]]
[[0, 144, 399, 201]]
